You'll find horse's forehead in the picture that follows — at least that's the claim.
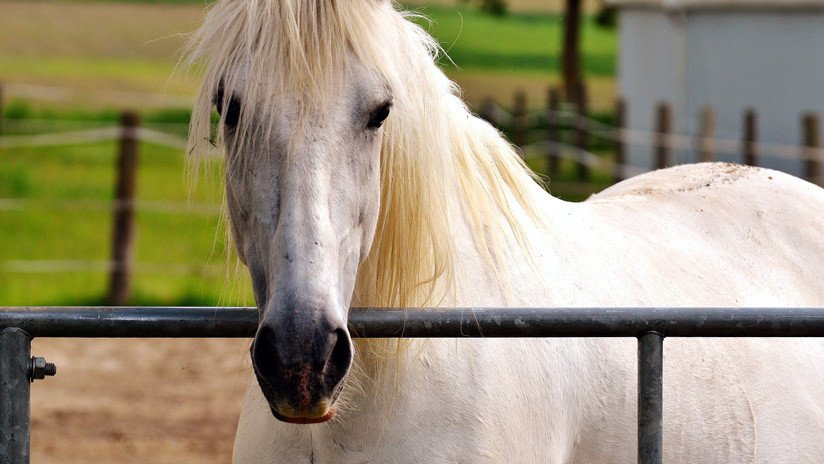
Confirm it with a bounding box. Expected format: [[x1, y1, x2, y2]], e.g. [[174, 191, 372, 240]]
[[223, 51, 388, 100]]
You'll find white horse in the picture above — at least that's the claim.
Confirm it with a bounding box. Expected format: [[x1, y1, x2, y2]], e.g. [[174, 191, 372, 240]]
[[186, 1, 824, 462]]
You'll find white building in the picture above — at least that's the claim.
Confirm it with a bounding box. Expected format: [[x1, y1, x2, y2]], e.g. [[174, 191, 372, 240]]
[[608, 0, 824, 175]]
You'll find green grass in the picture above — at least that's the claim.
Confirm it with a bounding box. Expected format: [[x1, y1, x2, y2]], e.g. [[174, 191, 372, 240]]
[[411, 6, 616, 76], [0, 1, 618, 305], [0, 1, 616, 113], [0, 132, 253, 306], [0, 104, 620, 306]]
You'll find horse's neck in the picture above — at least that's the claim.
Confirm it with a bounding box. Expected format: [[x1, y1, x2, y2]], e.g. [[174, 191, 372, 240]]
[[448, 176, 571, 307], [427, 175, 547, 307], [297, 181, 602, 460]]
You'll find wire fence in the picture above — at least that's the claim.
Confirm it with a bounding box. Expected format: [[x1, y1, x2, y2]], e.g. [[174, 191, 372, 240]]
[[0, 198, 221, 215], [480, 87, 823, 186], [0, 126, 191, 150], [1, 85, 822, 297], [0, 107, 224, 300], [1, 259, 222, 276]]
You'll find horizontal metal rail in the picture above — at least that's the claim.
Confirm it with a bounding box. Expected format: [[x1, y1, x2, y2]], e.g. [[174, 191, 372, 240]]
[[2, 306, 824, 338], [2, 306, 823, 464]]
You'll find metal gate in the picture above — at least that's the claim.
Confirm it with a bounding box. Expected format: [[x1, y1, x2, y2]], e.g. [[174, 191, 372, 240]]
[[2, 306, 824, 464]]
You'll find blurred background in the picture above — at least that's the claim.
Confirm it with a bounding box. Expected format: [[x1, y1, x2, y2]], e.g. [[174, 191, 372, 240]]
[[2, 0, 823, 307], [1, 1, 822, 461], [0, 0, 623, 309]]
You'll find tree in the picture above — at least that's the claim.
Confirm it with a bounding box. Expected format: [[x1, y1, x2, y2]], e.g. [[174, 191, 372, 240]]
[[562, 0, 583, 101]]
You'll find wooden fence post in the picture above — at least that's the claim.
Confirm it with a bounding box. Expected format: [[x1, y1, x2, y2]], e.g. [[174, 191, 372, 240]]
[[614, 97, 626, 183], [654, 102, 672, 170], [546, 87, 561, 179], [743, 108, 758, 167], [513, 91, 528, 148], [108, 111, 140, 306], [573, 83, 590, 181], [803, 113, 821, 186], [479, 97, 499, 128], [698, 106, 716, 163]]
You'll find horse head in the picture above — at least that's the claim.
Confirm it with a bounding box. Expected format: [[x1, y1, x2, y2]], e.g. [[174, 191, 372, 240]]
[[186, 2, 406, 423], [187, 0, 536, 426], [220, 62, 391, 423]]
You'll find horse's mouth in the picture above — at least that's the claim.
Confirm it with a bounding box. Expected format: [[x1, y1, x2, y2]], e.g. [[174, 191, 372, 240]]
[[255, 363, 348, 425], [255, 373, 342, 424], [272, 406, 336, 424]]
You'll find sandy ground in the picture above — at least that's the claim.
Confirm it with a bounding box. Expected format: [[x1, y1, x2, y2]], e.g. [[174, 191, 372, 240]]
[[30, 338, 252, 463]]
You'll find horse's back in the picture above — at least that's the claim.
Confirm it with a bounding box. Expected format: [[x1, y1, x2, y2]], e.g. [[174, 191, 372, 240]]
[[567, 162, 824, 305], [555, 162, 824, 463], [592, 162, 823, 203]]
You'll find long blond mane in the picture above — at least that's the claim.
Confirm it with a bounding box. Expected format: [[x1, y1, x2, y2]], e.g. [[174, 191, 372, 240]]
[[187, 0, 543, 310]]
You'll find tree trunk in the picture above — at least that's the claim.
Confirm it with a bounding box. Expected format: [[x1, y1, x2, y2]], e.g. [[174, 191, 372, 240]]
[[562, 0, 583, 101]]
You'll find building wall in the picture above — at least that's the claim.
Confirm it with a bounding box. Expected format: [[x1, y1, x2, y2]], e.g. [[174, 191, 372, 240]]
[[618, 10, 681, 170], [618, 9, 824, 175]]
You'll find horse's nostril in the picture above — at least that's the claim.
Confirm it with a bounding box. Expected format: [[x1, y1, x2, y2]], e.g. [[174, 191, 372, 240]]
[[251, 322, 352, 412], [325, 328, 353, 381], [252, 326, 280, 378]]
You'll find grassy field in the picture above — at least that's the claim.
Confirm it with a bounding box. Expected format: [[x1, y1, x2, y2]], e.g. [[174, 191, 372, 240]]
[[411, 6, 616, 76], [0, 1, 617, 110], [0, 1, 618, 306], [0, 121, 255, 306], [0, 106, 617, 306]]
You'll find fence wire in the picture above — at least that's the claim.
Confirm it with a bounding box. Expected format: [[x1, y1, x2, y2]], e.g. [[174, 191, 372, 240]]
[[3, 112, 820, 162], [0, 198, 222, 216], [485, 106, 822, 164], [1, 259, 223, 276]]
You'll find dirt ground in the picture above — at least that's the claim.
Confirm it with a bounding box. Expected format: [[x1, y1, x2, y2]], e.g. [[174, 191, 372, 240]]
[[30, 338, 252, 463]]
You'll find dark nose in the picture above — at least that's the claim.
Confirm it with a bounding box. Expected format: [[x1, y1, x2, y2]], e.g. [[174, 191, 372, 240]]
[[252, 320, 352, 415]]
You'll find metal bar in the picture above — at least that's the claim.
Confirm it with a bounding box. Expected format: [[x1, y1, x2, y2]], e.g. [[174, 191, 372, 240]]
[[0, 328, 31, 464], [1, 307, 824, 338], [638, 331, 664, 464], [0, 307, 257, 338]]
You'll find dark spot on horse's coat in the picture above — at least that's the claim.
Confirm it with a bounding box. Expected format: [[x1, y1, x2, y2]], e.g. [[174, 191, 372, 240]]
[[283, 253, 292, 263]]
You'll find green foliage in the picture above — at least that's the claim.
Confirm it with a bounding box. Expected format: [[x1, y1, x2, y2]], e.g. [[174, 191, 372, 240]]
[[595, 4, 618, 28]]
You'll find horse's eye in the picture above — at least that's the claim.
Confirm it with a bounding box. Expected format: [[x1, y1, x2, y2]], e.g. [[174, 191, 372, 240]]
[[214, 83, 241, 129], [367, 101, 392, 130]]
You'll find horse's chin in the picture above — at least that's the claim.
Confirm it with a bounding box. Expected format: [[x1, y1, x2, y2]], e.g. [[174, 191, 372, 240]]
[[271, 406, 336, 425]]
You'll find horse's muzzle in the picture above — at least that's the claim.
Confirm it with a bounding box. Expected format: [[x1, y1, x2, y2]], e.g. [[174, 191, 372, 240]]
[[251, 319, 352, 423]]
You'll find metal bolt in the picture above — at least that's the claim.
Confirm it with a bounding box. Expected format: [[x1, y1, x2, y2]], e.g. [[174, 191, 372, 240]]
[[29, 356, 57, 381]]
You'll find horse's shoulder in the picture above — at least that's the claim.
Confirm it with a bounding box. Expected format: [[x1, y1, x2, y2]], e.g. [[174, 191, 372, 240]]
[[588, 162, 817, 203]]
